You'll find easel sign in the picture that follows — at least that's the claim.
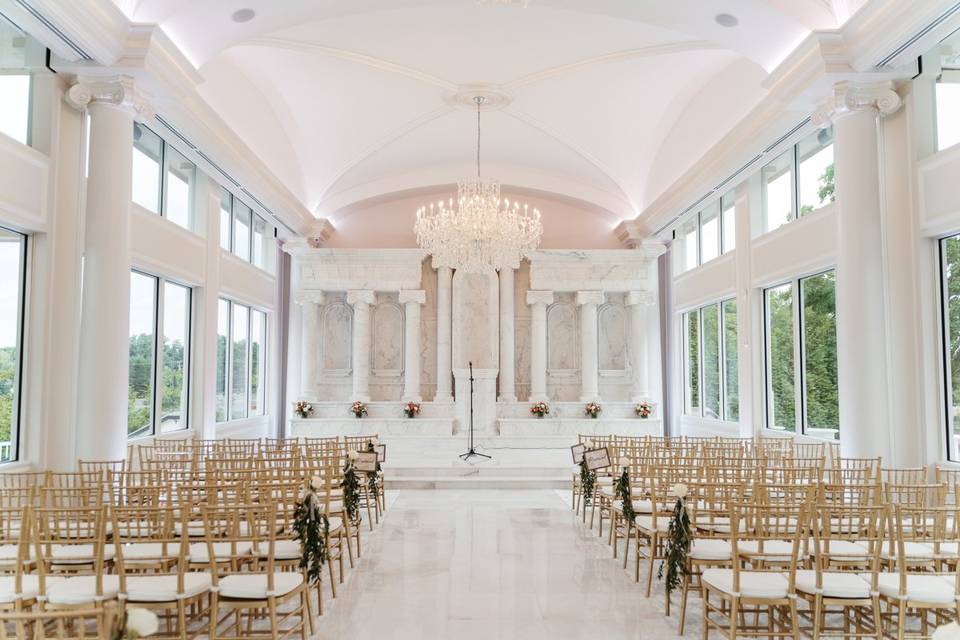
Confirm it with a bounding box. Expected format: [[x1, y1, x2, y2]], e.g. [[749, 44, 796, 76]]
[[571, 443, 586, 464], [355, 451, 379, 473], [375, 444, 386, 463], [584, 447, 611, 471]]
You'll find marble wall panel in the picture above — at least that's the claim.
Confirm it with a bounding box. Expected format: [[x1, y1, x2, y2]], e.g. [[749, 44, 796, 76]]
[[547, 294, 579, 372], [321, 298, 352, 373], [599, 295, 627, 371], [372, 295, 403, 374]]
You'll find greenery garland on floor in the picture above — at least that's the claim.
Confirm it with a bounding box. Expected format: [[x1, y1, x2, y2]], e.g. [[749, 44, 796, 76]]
[[579, 459, 596, 502], [294, 477, 330, 586], [614, 467, 635, 524], [341, 452, 362, 525], [658, 483, 692, 597]]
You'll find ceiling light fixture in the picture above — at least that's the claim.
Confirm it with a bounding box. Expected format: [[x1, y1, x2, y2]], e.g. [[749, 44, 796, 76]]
[[414, 96, 542, 273], [477, 0, 530, 7], [714, 13, 738, 27], [231, 8, 256, 23]]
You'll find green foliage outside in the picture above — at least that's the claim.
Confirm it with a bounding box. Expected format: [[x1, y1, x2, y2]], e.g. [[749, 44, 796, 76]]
[[801, 272, 839, 433], [767, 286, 796, 431], [685, 312, 699, 412], [702, 305, 721, 419], [128, 333, 187, 436], [722, 300, 739, 421], [943, 237, 960, 439], [800, 163, 835, 216], [0, 347, 17, 454]]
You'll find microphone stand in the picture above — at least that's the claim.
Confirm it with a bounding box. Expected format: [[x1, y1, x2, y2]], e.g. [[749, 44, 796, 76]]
[[459, 361, 491, 462]]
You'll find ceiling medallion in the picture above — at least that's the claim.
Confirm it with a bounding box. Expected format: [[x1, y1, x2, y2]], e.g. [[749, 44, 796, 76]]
[[414, 96, 543, 274]]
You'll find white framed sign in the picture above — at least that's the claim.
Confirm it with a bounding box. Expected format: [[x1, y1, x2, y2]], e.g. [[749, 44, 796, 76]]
[[571, 443, 586, 464], [375, 444, 386, 463], [355, 451, 379, 473], [584, 447, 611, 471]]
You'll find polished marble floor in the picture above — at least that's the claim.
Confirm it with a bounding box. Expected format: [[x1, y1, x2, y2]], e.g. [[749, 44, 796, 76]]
[[312, 489, 692, 639]]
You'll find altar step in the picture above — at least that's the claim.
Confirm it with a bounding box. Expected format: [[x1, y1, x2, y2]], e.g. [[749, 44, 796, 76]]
[[384, 464, 571, 490]]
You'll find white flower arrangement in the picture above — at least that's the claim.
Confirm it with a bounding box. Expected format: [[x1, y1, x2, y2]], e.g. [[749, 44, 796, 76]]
[[370, 436, 380, 447], [584, 439, 595, 449], [672, 483, 688, 499], [309, 476, 323, 491], [125, 608, 159, 638], [934, 623, 960, 640], [347, 450, 359, 461]]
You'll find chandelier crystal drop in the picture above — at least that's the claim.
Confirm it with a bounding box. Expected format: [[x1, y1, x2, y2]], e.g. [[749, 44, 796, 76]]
[[414, 97, 543, 273]]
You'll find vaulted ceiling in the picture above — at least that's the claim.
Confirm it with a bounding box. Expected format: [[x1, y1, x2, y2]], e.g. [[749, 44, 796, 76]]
[[110, 0, 863, 221]]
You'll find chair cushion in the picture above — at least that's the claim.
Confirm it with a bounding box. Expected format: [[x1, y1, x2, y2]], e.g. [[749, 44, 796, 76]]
[[125, 573, 211, 602], [815, 540, 873, 560], [46, 575, 121, 605], [737, 540, 800, 561], [50, 544, 114, 563], [118, 542, 181, 564], [691, 539, 732, 561], [880, 542, 935, 560], [218, 573, 304, 599], [702, 568, 789, 599], [795, 570, 871, 599], [614, 500, 653, 514], [0, 544, 33, 561], [877, 573, 957, 604], [635, 516, 670, 534], [188, 541, 253, 564], [328, 517, 344, 532], [258, 540, 301, 560], [0, 575, 59, 603]]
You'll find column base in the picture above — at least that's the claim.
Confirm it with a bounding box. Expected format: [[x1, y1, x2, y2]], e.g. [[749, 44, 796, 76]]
[[402, 394, 423, 403], [630, 393, 650, 404], [351, 394, 371, 403], [498, 394, 517, 403], [433, 393, 454, 403], [580, 393, 600, 403]]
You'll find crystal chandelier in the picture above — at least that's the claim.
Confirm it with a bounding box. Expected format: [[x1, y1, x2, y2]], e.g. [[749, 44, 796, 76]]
[[414, 96, 542, 273]]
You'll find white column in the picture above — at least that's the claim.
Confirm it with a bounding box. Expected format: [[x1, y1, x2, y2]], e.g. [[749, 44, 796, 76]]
[[400, 290, 426, 402], [814, 81, 901, 459], [68, 76, 151, 462], [626, 291, 654, 402], [347, 290, 375, 402], [435, 266, 453, 401], [527, 290, 553, 402], [576, 291, 604, 402], [296, 292, 323, 400], [498, 267, 517, 402]]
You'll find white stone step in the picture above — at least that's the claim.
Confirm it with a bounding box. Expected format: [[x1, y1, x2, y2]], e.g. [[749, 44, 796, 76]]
[[385, 465, 571, 478], [385, 475, 570, 490]]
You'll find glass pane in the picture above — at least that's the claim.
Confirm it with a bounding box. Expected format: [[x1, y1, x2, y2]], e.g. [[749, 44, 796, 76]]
[[249, 310, 266, 416], [679, 215, 698, 273], [937, 81, 960, 152], [944, 236, 960, 459], [128, 272, 157, 437], [216, 299, 229, 422], [252, 215, 267, 269], [0, 75, 30, 145], [132, 124, 163, 214], [801, 271, 839, 439], [700, 203, 720, 264], [684, 311, 700, 414], [702, 304, 721, 419], [219, 188, 232, 251], [722, 299, 739, 421], [160, 282, 189, 433], [0, 228, 26, 462], [163, 147, 195, 230], [230, 303, 249, 420], [798, 128, 834, 215], [766, 283, 795, 432], [721, 192, 736, 253], [761, 149, 794, 233], [233, 202, 252, 262]]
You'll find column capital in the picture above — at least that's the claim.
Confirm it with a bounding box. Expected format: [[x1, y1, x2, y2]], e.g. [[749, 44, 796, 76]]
[[811, 80, 902, 128], [399, 289, 426, 305], [65, 75, 154, 121], [294, 291, 325, 306], [575, 290, 604, 306], [526, 290, 554, 306], [625, 290, 656, 307], [346, 290, 375, 306]]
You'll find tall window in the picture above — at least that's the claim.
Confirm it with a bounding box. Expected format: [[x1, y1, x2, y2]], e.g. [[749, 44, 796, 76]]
[[937, 79, 960, 151], [128, 271, 192, 437], [0, 228, 26, 463], [679, 216, 698, 273], [762, 150, 794, 233], [219, 189, 232, 251], [764, 271, 839, 439], [233, 203, 252, 262], [760, 128, 835, 234], [683, 300, 739, 422], [940, 236, 960, 459], [218, 298, 268, 424], [675, 192, 737, 274], [132, 125, 163, 214], [163, 148, 196, 231], [0, 20, 34, 146], [700, 203, 720, 264], [721, 192, 736, 253]]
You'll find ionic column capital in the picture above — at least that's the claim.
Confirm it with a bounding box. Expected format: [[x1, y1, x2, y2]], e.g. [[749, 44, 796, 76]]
[[526, 290, 554, 306], [399, 289, 426, 305], [346, 290, 375, 306], [811, 80, 902, 128], [294, 291, 325, 306], [575, 290, 604, 306], [625, 290, 656, 307], [65, 75, 154, 121]]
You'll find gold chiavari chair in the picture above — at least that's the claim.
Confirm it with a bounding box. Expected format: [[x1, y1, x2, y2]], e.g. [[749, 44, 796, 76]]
[[0, 505, 39, 612], [633, 476, 678, 595], [883, 467, 927, 486], [203, 503, 309, 640], [0, 605, 109, 640], [828, 457, 882, 485], [0, 472, 47, 491]]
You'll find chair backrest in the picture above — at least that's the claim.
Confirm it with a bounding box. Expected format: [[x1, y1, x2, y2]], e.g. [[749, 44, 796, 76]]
[[0, 606, 109, 639], [810, 502, 884, 590], [729, 494, 812, 590]]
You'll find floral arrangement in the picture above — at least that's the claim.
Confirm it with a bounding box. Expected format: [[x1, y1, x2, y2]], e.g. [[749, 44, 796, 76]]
[[293, 476, 330, 587], [366, 437, 383, 495], [635, 401, 654, 419], [614, 466, 635, 525], [530, 401, 550, 418], [110, 607, 159, 639], [934, 623, 960, 640], [403, 401, 421, 419], [340, 450, 361, 525], [579, 442, 597, 502], [293, 400, 313, 419], [584, 402, 602, 419], [350, 401, 368, 419], [658, 482, 692, 598]]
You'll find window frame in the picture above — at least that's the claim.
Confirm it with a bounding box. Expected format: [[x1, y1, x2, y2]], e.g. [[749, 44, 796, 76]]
[[939, 235, 960, 461], [128, 269, 192, 439], [681, 298, 739, 423], [217, 297, 269, 425], [0, 227, 28, 463]]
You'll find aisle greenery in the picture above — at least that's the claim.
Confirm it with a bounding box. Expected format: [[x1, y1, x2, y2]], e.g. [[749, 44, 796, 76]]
[[614, 467, 635, 524], [293, 477, 330, 586], [341, 452, 361, 525], [658, 483, 692, 597], [366, 439, 382, 495], [579, 459, 596, 501]]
